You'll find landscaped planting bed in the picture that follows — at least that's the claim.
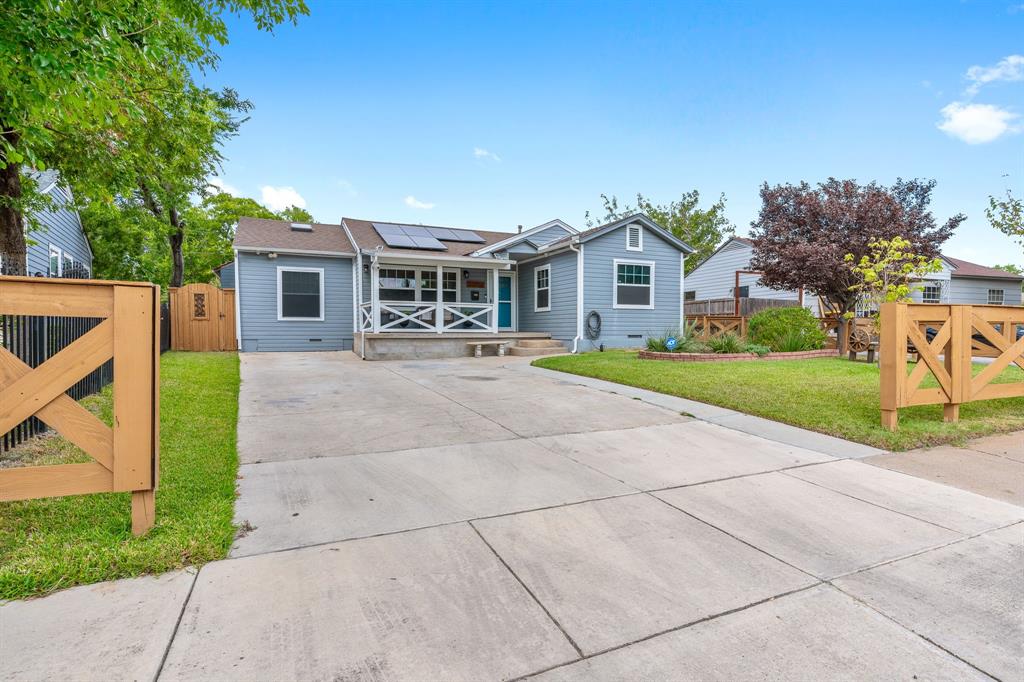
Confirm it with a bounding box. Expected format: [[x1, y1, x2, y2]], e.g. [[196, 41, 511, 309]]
[[639, 349, 838, 362]]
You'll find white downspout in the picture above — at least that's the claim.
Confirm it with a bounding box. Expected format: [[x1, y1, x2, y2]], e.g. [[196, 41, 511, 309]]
[[570, 240, 583, 353], [233, 248, 241, 349]]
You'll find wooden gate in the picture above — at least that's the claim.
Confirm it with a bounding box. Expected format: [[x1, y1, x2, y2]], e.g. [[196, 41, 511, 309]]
[[0, 276, 160, 535], [879, 302, 1024, 430], [169, 283, 237, 351]]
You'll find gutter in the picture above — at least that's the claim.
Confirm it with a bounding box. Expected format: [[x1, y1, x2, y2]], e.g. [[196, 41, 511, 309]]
[[233, 248, 241, 348], [235, 246, 356, 258]]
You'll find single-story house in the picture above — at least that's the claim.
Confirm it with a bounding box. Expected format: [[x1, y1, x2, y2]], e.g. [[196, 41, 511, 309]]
[[231, 213, 693, 357], [0, 170, 93, 278], [685, 235, 1024, 313], [213, 260, 235, 289]]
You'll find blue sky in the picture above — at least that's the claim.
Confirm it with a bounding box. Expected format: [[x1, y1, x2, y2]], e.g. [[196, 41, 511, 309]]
[[205, 0, 1024, 268]]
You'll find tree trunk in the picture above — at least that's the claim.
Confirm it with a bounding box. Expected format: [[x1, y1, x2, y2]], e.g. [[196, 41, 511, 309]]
[[169, 205, 184, 287], [0, 127, 27, 274]]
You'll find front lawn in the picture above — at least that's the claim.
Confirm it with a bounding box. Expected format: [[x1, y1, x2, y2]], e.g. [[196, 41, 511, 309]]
[[0, 352, 240, 600], [534, 352, 1024, 451]]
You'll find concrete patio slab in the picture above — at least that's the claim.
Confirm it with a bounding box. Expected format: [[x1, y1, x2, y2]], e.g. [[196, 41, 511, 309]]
[[533, 421, 834, 490], [232, 438, 633, 556], [237, 399, 517, 463], [532, 585, 987, 681], [964, 431, 1024, 463], [835, 524, 1024, 681], [0, 569, 194, 682], [705, 412, 886, 459], [161, 524, 578, 681], [473, 495, 814, 655], [656, 472, 960, 578], [786, 459, 1024, 534], [865, 446, 1024, 505]]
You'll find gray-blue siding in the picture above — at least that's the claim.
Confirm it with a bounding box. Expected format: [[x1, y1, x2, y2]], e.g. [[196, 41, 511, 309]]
[[517, 250, 578, 344], [217, 261, 236, 289], [25, 184, 92, 277], [580, 226, 682, 349], [237, 252, 354, 352]]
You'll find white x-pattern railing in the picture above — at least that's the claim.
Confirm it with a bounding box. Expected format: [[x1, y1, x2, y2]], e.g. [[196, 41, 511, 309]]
[[442, 303, 492, 331], [379, 302, 436, 331]]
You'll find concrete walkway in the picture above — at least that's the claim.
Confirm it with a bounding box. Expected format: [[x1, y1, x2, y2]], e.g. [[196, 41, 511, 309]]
[[2, 352, 1022, 681]]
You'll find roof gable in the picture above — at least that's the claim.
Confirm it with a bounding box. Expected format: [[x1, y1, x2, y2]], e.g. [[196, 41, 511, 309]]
[[471, 219, 578, 256], [541, 213, 695, 254]]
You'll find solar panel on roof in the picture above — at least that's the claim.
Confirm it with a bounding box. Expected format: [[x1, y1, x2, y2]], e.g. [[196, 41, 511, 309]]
[[444, 228, 486, 243], [372, 223, 448, 251], [381, 234, 417, 248], [410, 236, 447, 250], [425, 227, 458, 241], [372, 223, 405, 235], [401, 225, 432, 237]]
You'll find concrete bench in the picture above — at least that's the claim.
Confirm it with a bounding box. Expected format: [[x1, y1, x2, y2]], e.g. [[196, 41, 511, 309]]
[[466, 340, 511, 358]]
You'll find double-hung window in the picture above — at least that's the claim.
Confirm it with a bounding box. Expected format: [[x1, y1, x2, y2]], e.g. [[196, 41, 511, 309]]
[[278, 267, 324, 320], [535, 264, 551, 312], [378, 268, 416, 301], [988, 289, 1004, 305], [614, 259, 654, 309], [922, 283, 942, 304]]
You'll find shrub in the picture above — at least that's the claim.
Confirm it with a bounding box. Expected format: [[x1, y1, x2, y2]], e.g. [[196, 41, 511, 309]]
[[744, 343, 771, 356], [707, 333, 746, 354], [747, 307, 826, 352]]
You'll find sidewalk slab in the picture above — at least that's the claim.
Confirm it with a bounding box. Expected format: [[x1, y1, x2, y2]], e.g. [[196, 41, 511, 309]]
[[965, 432, 1024, 463], [232, 438, 633, 556], [865, 447, 1024, 506], [533, 421, 833, 491], [786, 459, 1024, 534], [532, 585, 987, 681], [162, 524, 578, 681], [473, 495, 814, 655], [656, 472, 959, 579], [835, 524, 1024, 681], [0, 569, 194, 682], [705, 412, 885, 459]]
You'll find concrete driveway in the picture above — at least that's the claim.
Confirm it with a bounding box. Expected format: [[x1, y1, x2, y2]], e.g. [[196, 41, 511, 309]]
[[4, 352, 1022, 681]]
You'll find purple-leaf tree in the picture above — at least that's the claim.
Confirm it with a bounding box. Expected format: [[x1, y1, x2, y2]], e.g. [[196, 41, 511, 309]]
[[748, 178, 965, 350]]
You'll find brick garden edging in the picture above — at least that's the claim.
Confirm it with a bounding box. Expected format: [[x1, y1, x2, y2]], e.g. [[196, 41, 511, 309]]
[[638, 349, 839, 362]]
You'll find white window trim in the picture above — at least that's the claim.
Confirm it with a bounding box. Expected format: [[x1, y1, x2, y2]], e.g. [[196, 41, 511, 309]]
[[534, 263, 551, 312], [48, 244, 62, 277], [613, 258, 656, 310], [988, 289, 1005, 305], [277, 266, 325, 321], [626, 224, 643, 252], [922, 283, 942, 304]]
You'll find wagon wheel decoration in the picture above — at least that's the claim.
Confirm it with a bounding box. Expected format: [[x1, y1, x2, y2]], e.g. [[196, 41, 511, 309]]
[[849, 326, 872, 353]]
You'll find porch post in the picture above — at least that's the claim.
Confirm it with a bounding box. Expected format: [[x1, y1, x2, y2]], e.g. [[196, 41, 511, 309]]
[[435, 264, 443, 334], [370, 259, 380, 333], [490, 267, 499, 333]]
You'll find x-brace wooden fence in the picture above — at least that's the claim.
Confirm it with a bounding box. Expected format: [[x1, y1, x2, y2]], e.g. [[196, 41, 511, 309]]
[[684, 315, 747, 340], [879, 302, 1024, 431], [0, 277, 160, 535]]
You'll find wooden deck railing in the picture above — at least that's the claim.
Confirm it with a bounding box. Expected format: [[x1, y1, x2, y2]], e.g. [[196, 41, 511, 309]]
[[0, 276, 160, 535], [879, 302, 1024, 431]]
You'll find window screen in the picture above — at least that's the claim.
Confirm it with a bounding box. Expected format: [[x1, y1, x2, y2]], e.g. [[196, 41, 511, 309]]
[[281, 270, 322, 318], [616, 263, 652, 306]]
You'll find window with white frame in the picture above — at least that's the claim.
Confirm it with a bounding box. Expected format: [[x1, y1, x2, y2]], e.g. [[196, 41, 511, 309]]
[[988, 288, 1004, 305], [62, 252, 73, 276], [48, 246, 61, 277], [535, 264, 551, 312], [378, 268, 417, 301], [278, 267, 324, 320], [626, 224, 643, 251], [614, 260, 654, 308], [922, 282, 942, 303]]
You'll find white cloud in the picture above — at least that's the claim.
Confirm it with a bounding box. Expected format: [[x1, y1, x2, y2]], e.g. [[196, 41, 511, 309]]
[[208, 177, 239, 196], [965, 54, 1024, 95], [937, 102, 1019, 144], [404, 195, 435, 209], [260, 185, 307, 211], [473, 147, 501, 162]]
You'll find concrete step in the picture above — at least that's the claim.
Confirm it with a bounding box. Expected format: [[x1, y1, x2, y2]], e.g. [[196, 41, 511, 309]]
[[509, 343, 565, 356], [515, 339, 564, 349]]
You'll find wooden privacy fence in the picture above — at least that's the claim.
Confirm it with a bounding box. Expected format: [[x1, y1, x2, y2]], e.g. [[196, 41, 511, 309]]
[[0, 276, 160, 535], [169, 282, 237, 351], [879, 302, 1024, 430]]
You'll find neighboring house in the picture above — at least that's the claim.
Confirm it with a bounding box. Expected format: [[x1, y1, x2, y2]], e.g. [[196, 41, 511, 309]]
[[685, 236, 1024, 313], [213, 261, 235, 289], [232, 213, 693, 355], [0, 170, 93, 278]]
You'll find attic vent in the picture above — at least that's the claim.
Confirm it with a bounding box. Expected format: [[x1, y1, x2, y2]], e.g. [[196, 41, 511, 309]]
[[290, 223, 313, 232], [626, 224, 642, 251]]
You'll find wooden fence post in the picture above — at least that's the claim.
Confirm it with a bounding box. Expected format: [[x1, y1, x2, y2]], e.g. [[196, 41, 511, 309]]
[[879, 303, 906, 430]]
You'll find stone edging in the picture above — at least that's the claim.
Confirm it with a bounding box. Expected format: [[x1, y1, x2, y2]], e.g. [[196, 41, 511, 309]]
[[638, 349, 840, 362]]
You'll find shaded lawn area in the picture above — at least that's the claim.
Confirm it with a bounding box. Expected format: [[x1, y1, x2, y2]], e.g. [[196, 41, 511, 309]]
[[0, 352, 239, 600], [534, 352, 1024, 452]]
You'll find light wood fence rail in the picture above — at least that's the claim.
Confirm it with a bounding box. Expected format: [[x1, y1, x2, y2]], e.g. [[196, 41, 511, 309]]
[[879, 302, 1024, 431], [684, 315, 747, 339], [0, 277, 160, 535]]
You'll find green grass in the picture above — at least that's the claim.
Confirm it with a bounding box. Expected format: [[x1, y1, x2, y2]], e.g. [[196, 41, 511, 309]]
[[0, 352, 240, 600], [534, 352, 1024, 452]]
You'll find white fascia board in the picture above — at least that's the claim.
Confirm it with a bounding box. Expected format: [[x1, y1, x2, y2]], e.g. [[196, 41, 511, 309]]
[[470, 219, 578, 256], [236, 246, 356, 258]]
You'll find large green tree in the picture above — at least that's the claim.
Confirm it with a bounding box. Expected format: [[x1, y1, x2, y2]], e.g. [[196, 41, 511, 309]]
[[0, 0, 306, 269], [987, 189, 1024, 254], [586, 191, 735, 265]]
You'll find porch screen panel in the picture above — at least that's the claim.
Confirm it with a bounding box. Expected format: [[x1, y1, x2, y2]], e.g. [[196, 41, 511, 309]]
[[281, 270, 322, 318], [616, 263, 651, 306]]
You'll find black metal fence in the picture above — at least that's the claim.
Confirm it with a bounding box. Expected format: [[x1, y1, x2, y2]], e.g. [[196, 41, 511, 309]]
[[1, 256, 115, 453]]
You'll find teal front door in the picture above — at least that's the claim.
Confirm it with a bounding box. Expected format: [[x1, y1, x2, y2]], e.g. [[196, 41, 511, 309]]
[[498, 274, 513, 329]]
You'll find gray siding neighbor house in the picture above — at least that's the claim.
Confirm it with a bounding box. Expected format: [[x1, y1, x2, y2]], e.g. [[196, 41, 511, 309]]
[[2, 170, 94, 278], [686, 236, 1023, 313], [232, 213, 694, 357]]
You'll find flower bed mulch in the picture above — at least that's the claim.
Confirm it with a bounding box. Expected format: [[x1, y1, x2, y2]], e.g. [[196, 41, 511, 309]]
[[638, 349, 839, 362]]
